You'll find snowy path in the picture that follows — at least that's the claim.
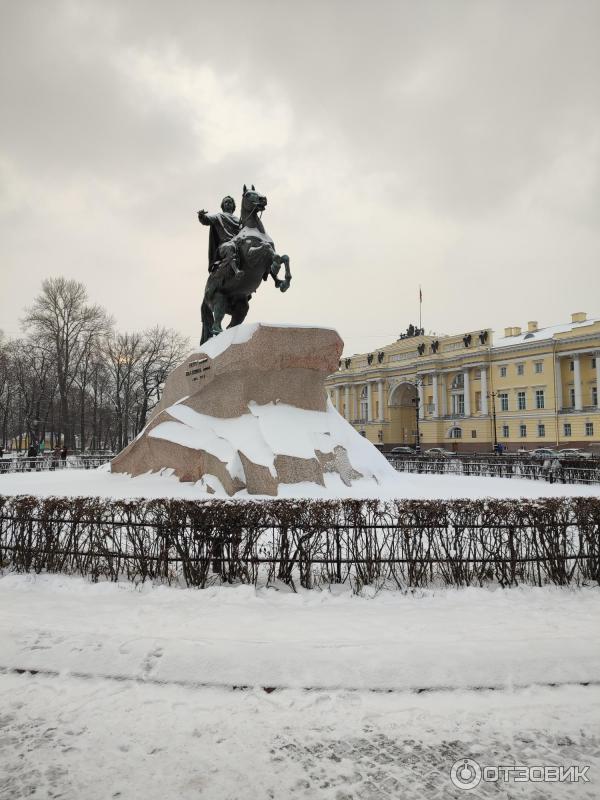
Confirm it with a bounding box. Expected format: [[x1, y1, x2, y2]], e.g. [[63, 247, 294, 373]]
[[1, 576, 599, 799], [1, 675, 598, 799], [1, 465, 599, 499], [1, 576, 599, 691]]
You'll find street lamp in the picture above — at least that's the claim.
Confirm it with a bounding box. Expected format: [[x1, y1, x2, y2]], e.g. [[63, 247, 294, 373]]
[[411, 378, 423, 452], [487, 391, 498, 453]]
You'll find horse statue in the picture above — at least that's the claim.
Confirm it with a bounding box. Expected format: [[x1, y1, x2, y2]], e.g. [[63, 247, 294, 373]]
[[200, 185, 291, 344]]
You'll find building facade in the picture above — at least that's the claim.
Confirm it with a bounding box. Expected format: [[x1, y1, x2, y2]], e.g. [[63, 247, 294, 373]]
[[325, 312, 600, 452]]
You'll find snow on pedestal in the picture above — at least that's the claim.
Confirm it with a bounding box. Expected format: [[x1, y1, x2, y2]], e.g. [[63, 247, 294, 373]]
[[110, 323, 396, 496]]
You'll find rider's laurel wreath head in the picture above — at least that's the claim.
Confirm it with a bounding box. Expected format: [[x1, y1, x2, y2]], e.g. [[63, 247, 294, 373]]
[[221, 196, 236, 213]]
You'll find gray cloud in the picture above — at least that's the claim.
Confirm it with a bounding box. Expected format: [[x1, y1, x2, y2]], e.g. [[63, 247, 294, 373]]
[[1, 0, 599, 355]]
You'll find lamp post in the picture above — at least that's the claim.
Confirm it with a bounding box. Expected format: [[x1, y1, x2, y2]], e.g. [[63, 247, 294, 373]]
[[487, 391, 498, 453], [411, 379, 423, 452]]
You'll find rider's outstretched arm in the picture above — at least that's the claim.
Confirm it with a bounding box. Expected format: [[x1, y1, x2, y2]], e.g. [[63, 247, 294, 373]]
[[198, 210, 215, 226]]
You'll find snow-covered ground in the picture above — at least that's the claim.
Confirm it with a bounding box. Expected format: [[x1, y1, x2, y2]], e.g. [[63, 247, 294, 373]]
[[2, 575, 599, 690], [1, 576, 599, 799], [1, 676, 597, 800], [1, 465, 599, 499]]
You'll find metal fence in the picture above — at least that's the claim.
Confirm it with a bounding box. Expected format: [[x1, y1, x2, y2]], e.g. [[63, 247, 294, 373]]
[[0, 455, 113, 475], [1, 496, 598, 590], [386, 456, 600, 485]]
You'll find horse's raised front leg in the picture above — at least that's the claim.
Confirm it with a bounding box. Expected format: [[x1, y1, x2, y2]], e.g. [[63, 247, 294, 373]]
[[270, 253, 292, 292]]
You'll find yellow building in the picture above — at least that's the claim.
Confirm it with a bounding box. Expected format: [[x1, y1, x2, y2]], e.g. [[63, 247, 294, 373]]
[[326, 312, 600, 452]]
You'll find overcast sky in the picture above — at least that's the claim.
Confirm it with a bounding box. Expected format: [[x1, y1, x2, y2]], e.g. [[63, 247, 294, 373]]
[[1, 0, 599, 355]]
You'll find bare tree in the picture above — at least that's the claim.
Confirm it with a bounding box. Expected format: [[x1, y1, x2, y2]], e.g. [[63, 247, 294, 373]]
[[7, 338, 57, 447], [103, 327, 188, 450], [23, 277, 112, 448], [137, 326, 189, 431], [0, 332, 10, 449], [104, 332, 146, 450], [2, 279, 188, 455]]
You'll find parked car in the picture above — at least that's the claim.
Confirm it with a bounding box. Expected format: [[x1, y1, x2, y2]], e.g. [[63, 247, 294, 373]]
[[529, 448, 560, 461], [558, 448, 593, 460], [389, 446, 416, 456], [424, 447, 457, 458]]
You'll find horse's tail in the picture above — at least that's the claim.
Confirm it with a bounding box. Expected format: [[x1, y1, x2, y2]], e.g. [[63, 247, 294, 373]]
[[200, 301, 213, 345]]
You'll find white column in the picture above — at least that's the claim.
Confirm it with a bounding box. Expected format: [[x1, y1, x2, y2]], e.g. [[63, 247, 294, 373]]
[[555, 357, 563, 411], [417, 381, 424, 419], [344, 385, 350, 420], [432, 373, 439, 418], [441, 375, 447, 416], [378, 380, 384, 422], [573, 355, 582, 410], [463, 369, 471, 417], [366, 383, 373, 421], [481, 368, 488, 415], [335, 386, 340, 411]]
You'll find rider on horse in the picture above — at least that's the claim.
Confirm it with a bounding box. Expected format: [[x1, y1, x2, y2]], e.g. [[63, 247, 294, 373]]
[[198, 186, 291, 344]]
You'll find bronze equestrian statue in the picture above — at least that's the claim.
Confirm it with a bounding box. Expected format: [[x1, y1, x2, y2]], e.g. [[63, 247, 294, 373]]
[[198, 185, 291, 344]]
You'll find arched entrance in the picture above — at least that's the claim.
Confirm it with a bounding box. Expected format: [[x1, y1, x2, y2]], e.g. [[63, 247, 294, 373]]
[[388, 382, 418, 445], [446, 425, 462, 452]]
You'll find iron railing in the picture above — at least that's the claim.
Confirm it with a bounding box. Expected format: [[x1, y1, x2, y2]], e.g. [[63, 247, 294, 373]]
[[0, 455, 113, 474], [386, 456, 600, 484]]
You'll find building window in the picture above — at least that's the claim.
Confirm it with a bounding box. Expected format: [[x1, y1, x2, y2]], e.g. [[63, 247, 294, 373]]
[[500, 366, 507, 378], [569, 360, 574, 372], [499, 392, 509, 411], [502, 425, 509, 438], [519, 424, 527, 438], [450, 427, 462, 439], [564, 423, 572, 437], [535, 389, 545, 409], [471, 430, 477, 438], [593, 387, 598, 406], [538, 423, 545, 437], [517, 391, 526, 410], [534, 361, 543, 374], [517, 364, 525, 376], [592, 357, 596, 369], [360, 387, 368, 420], [569, 387, 575, 407], [586, 422, 594, 436]]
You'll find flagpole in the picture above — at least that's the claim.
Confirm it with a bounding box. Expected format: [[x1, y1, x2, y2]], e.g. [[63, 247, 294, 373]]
[[419, 285, 422, 331]]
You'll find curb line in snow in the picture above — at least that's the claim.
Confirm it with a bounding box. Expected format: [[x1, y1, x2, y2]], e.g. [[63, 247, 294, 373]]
[[1, 666, 598, 696]]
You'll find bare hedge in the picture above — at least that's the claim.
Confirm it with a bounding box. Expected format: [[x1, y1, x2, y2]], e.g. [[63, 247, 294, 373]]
[[0, 495, 599, 590]]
